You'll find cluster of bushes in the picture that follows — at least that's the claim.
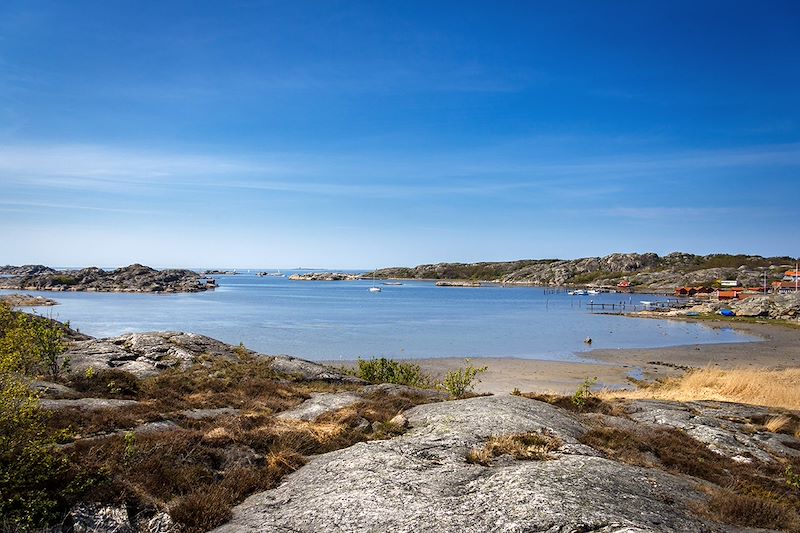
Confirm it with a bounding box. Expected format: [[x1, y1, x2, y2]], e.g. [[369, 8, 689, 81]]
[[50, 275, 78, 286], [0, 303, 77, 529], [352, 356, 486, 398], [354, 357, 431, 388]]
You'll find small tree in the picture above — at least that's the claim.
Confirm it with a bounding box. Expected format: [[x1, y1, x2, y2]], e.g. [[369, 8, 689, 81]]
[[0, 374, 71, 527], [0, 306, 68, 378], [440, 360, 487, 398]]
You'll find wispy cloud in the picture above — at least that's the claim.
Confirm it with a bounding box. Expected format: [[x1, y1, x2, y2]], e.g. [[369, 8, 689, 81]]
[[568, 206, 783, 221], [1, 141, 798, 202], [0, 200, 152, 215]]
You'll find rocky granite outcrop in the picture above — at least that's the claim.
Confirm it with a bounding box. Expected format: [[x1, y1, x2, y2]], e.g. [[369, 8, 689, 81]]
[[0, 264, 209, 293], [0, 293, 58, 307], [0, 264, 56, 276], [673, 293, 800, 322], [214, 394, 800, 533], [370, 252, 796, 290], [64, 330, 362, 383]]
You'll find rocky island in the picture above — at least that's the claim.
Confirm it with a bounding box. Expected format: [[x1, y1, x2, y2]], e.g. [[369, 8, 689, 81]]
[[0, 263, 211, 293], [0, 293, 59, 307], [288, 272, 361, 281], [368, 252, 797, 290]]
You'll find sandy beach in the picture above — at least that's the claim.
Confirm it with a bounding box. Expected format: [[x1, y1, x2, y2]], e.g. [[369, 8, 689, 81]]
[[334, 319, 800, 395]]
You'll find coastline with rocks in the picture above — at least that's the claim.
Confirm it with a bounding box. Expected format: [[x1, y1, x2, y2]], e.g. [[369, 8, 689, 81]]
[[0, 293, 59, 307], [2, 260, 800, 532], [368, 252, 798, 291], [0, 264, 211, 293], [18, 315, 799, 533]]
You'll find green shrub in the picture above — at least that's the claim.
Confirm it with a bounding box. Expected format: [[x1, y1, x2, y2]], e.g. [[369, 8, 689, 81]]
[[0, 305, 69, 377], [354, 357, 431, 388], [571, 377, 597, 410], [787, 465, 800, 490], [51, 275, 77, 286], [0, 374, 73, 528], [440, 361, 487, 398]]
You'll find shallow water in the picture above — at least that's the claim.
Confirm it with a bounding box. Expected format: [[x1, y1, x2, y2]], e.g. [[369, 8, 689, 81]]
[[1, 273, 755, 361]]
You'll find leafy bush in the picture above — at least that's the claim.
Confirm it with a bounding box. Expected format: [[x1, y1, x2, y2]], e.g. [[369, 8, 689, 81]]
[[440, 361, 487, 398], [354, 357, 431, 388], [571, 377, 597, 410], [0, 374, 74, 528], [50, 275, 78, 286], [0, 304, 69, 377]]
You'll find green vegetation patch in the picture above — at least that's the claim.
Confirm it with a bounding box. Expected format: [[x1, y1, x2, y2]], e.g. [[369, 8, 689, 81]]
[[50, 275, 78, 286], [353, 357, 432, 388]]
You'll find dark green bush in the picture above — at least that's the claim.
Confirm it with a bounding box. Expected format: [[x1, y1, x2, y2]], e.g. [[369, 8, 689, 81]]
[[355, 357, 431, 388]]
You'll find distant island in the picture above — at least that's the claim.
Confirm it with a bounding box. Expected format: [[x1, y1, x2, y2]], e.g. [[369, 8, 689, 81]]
[[288, 272, 361, 281], [367, 252, 798, 291], [0, 264, 211, 293]]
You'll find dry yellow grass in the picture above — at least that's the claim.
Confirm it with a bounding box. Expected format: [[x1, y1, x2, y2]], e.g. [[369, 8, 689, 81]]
[[600, 367, 800, 411], [763, 415, 793, 433], [466, 432, 561, 466], [202, 427, 235, 443]]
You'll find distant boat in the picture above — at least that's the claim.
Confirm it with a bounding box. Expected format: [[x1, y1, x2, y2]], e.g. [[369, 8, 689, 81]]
[[382, 282, 402, 286], [568, 289, 588, 295], [369, 272, 381, 292], [587, 289, 600, 295], [257, 270, 285, 277]]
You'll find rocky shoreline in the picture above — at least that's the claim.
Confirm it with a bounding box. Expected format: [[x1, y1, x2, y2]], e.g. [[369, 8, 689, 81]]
[[634, 292, 800, 322], [0, 293, 59, 307], [8, 313, 800, 533], [0, 264, 210, 293], [368, 252, 798, 290], [435, 280, 482, 287]]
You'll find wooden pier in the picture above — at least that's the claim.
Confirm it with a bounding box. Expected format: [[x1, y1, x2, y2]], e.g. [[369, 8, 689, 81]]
[[586, 299, 684, 314]]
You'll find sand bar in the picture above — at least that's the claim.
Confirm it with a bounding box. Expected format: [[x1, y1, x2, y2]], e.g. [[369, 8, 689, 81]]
[[333, 319, 800, 396]]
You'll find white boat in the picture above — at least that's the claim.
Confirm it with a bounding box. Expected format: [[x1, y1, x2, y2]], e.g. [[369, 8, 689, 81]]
[[257, 270, 285, 277], [587, 289, 600, 295], [569, 289, 588, 296], [368, 272, 381, 292]]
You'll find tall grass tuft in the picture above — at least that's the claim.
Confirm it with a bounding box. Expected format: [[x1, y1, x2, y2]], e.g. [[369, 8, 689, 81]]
[[600, 367, 800, 410]]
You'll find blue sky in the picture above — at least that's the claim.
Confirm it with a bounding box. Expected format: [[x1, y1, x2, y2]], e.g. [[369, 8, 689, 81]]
[[1, 1, 798, 268]]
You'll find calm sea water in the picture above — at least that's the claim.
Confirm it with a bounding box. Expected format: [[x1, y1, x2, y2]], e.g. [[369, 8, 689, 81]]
[[1, 272, 755, 361]]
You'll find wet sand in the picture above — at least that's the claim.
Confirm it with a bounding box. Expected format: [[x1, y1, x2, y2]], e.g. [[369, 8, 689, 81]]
[[333, 319, 800, 395]]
